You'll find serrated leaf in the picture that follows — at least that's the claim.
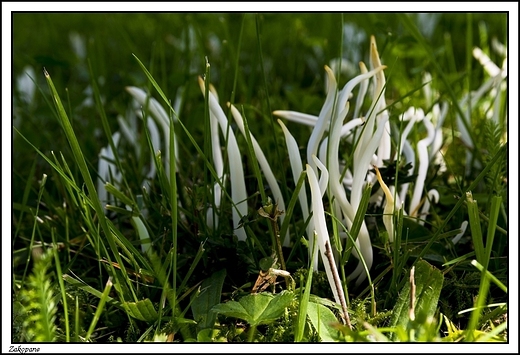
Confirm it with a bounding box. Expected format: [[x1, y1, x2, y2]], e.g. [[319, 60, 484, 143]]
[[211, 290, 294, 326], [191, 269, 226, 330], [124, 298, 158, 322], [306, 301, 341, 342]]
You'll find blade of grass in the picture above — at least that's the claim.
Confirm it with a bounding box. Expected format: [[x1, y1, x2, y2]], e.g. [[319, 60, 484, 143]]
[[413, 144, 506, 264], [342, 183, 372, 264], [484, 195, 501, 269], [466, 191, 486, 265], [12, 157, 37, 246], [470, 260, 507, 293], [88, 59, 134, 205], [399, 14, 481, 163], [465, 262, 491, 342], [132, 54, 249, 237], [21, 173, 47, 286], [295, 238, 318, 342], [51, 228, 70, 342], [43, 69, 137, 303], [254, 14, 288, 199], [85, 277, 113, 341], [168, 89, 179, 310], [279, 170, 308, 252]]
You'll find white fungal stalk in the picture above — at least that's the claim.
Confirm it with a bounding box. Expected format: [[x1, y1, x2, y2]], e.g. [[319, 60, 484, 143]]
[[125, 86, 181, 178], [273, 36, 392, 285], [229, 104, 289, 246], [306, 162, 340, 304], [204, 83, 225, 230], [198, 77, 248, 242], [97, 132, 122, 210]]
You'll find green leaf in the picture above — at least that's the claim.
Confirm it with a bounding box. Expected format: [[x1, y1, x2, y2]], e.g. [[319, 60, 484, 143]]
[[467, 191, 486, 265], [197, 328, 226, 342], [389, 260, 444, 340], [306, 301, 341, 342], [123, 298, 159, 322], [191, 269, 226, 330], [211, 291, 294, 327]]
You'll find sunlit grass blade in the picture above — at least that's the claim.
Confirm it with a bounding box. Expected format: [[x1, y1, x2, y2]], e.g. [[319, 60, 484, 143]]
[[470, 260, 507, 293], [413, 144, 506, 263], [295, 238, 318, 342], [51, 228, 70, 342], [279, 170, 308, 256], [85, 277, 113, 341], [43, 69, 138, 302], [132, 54, 248, 239], [466, 191, 485, 265], [484, 195, 502, 268]]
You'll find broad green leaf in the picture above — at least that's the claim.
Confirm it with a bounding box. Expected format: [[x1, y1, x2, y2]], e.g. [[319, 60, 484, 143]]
[[389, 259, 444, 340], [124, 298, 158, 322], [211, 290, 294, 326], [306, 302, 341, 342], [197, 328, 226, 342], [191, 269, 226, 330]]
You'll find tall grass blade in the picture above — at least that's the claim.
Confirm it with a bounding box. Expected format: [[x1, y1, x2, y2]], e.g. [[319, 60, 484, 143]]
[[43, 69, 137, 302], [85, 277, 113, 341]]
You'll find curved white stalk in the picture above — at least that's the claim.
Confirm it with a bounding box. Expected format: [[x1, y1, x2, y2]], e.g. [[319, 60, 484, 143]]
[[126, 86, 179, 178], [340, 118, 365, 138], [306, 164, 342, 305], [326, 106, 377, 287], [452, 220, 468, 245], [345, 121, 388, 285], [353, 37, 387, 162], [351, 115, 389, 209], [145, 117, 161, 181], [274, 110, 364, 139], [278, 119, 308, 216], [206, 88, 224, 230], [400, 108, 424, 153], [126, 205, 151, 253], [97, 147, 110, 207], [306, 66, 338, 174], [409, 116, 435, 217], [312, 155, 329, 198], [97, 132, 122, 211], [317, 118, 365, 170], [409, 141, 428, 218], [397, 108, 422, 205], [353, 62, 369, 121], [229, 103, 289, 246], [278, 119, 314, 260], [273, 110, 318, 127], [369, 36, 391, 166], [328, 65, 387, 213], [116, 115, 140, 170], [198, 78, 248, 241], [344, 117, 388, 286], [418, 189, 439, 225], [322, 65, 385, 287], [473, 47, 501, 77], [398, 141, 415, 205]]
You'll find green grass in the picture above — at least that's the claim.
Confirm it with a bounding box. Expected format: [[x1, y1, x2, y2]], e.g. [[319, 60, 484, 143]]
[[11, 11, 509, 345]]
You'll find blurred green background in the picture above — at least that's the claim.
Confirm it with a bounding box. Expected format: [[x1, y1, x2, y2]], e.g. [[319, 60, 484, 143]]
[[13, 13, 507, 203]]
